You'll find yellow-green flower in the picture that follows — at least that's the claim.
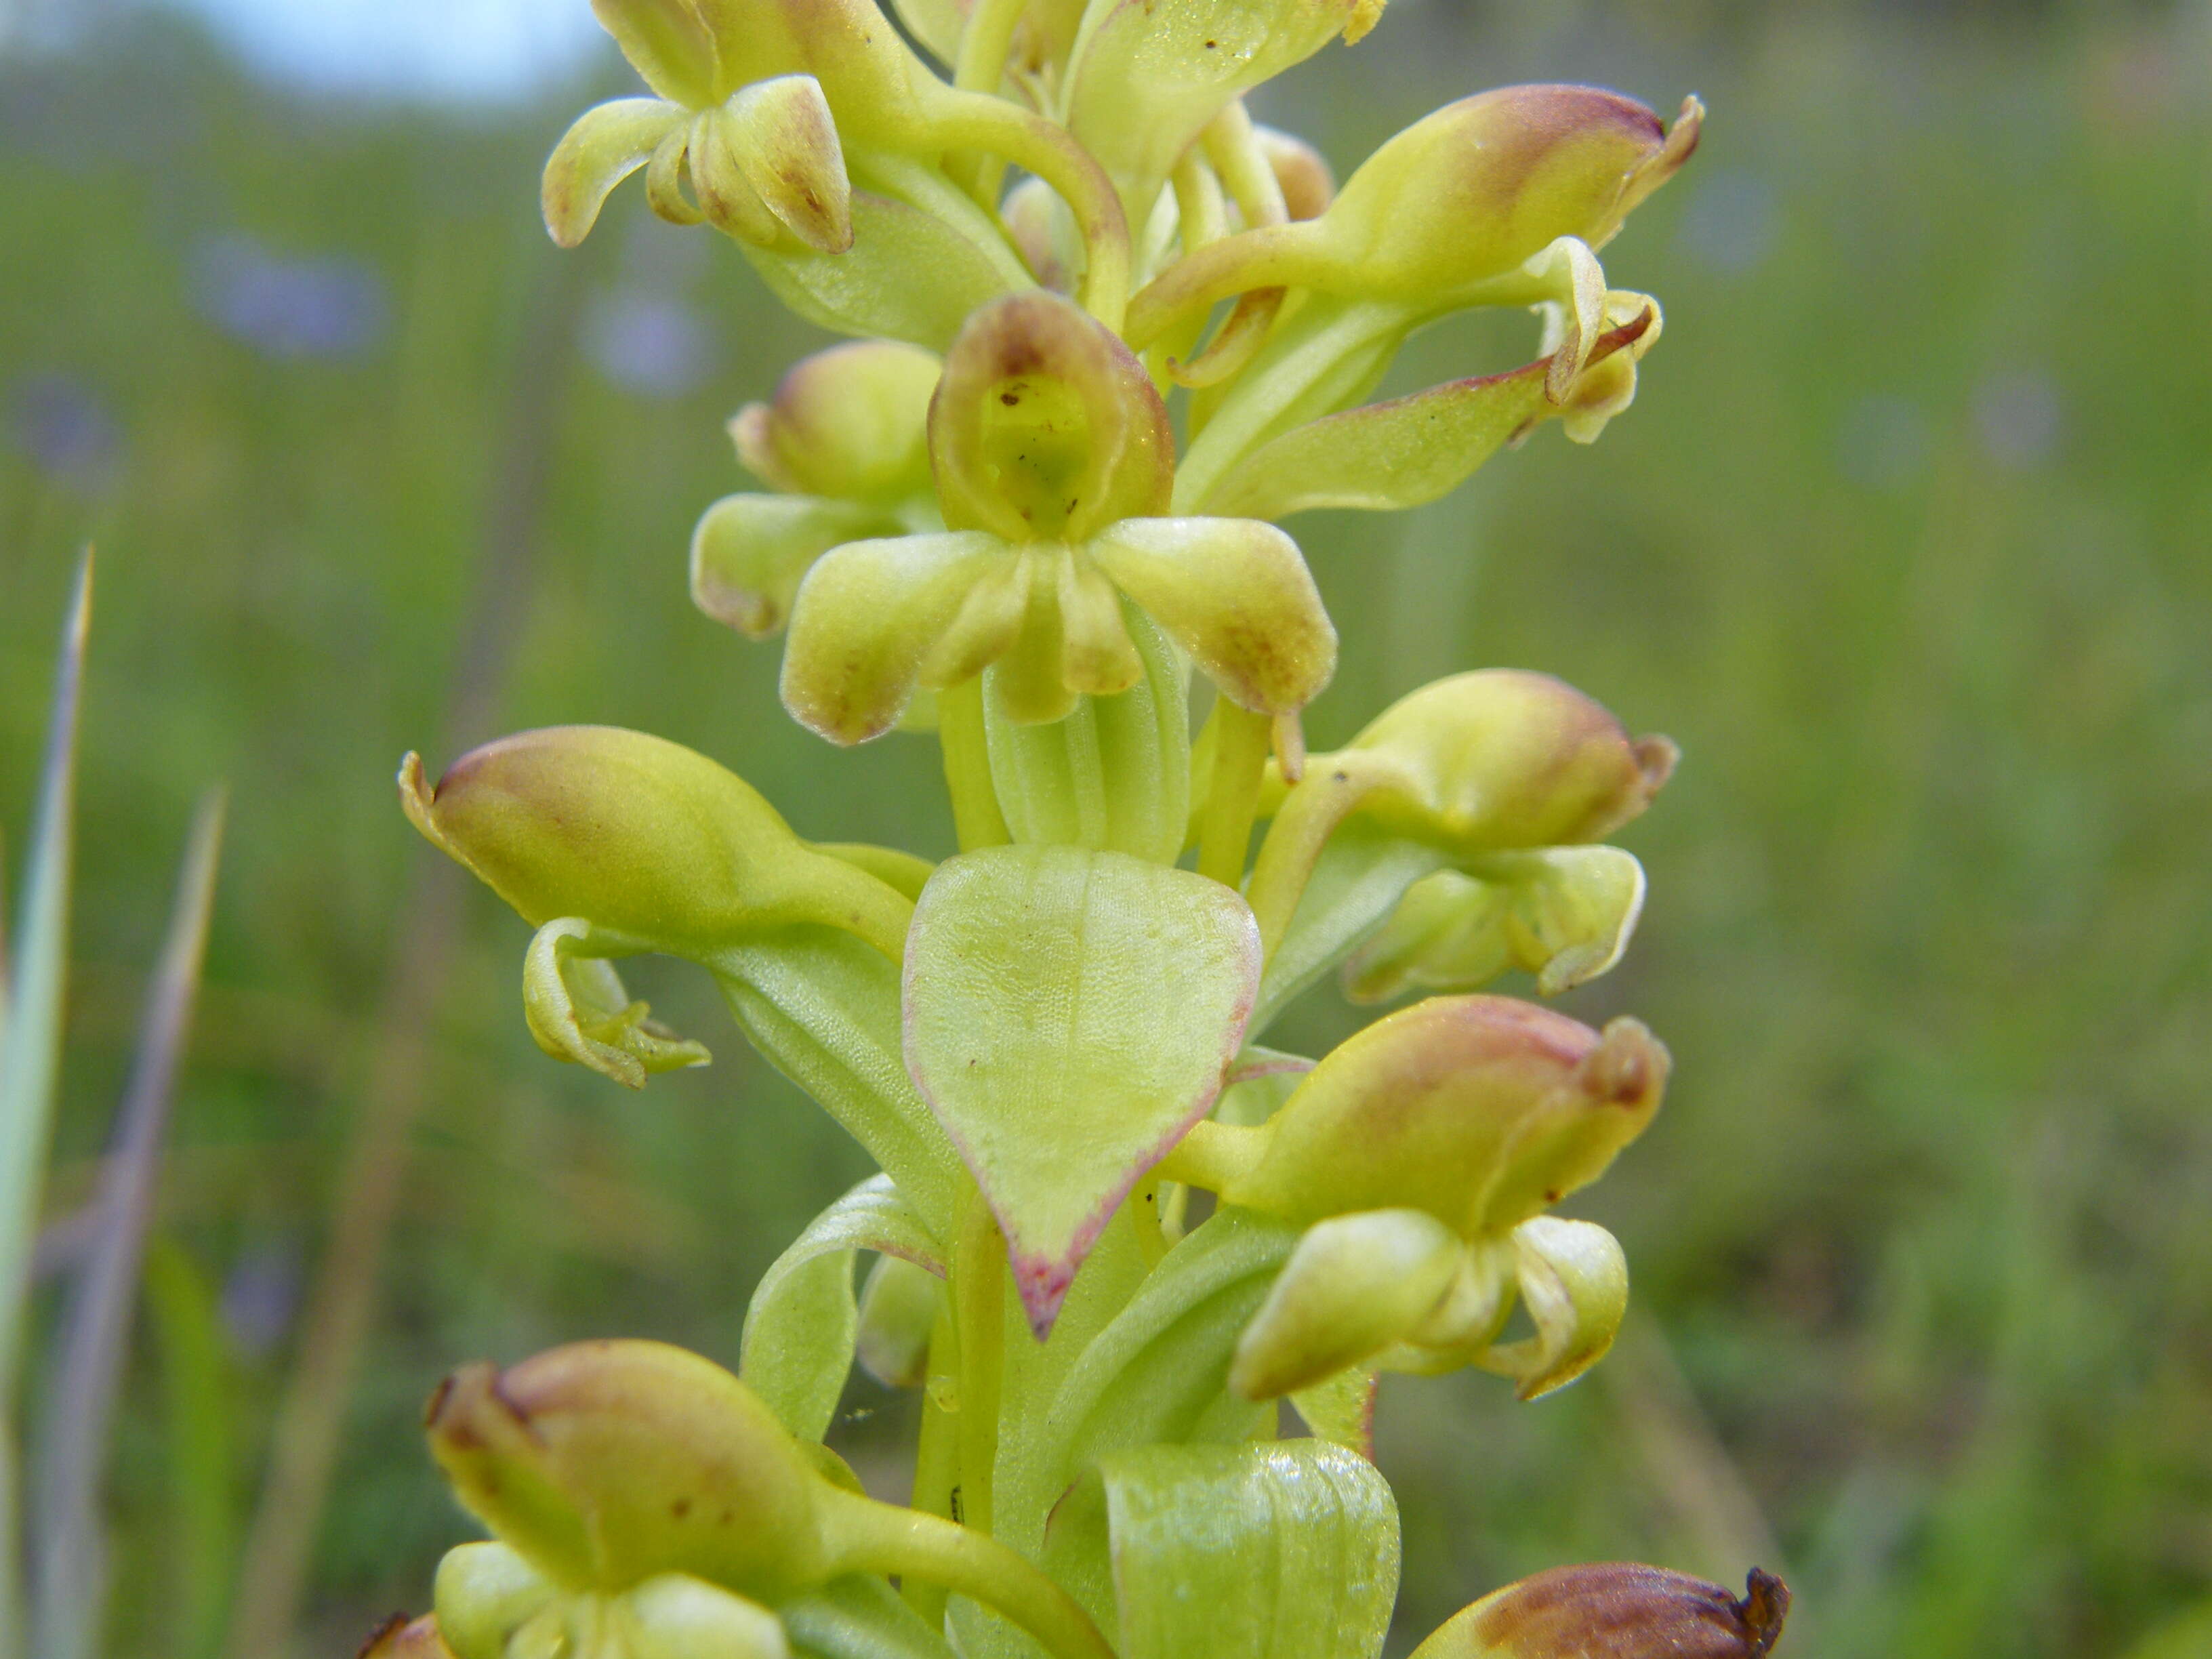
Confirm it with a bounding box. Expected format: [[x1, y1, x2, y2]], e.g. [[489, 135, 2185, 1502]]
[[779, 291, 1336, 742]]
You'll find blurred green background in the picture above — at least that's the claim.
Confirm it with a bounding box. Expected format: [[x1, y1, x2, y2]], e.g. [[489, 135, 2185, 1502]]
[[5, 0, 2209, 1654]]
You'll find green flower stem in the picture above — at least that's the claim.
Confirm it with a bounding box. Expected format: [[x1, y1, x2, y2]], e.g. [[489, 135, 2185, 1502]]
[[1242, 756, 1404, 953], [1202, 100, 1290, 229], [903, 1298, 962, 1626], [1130, 1176, 1170, 1268], [953, 0, 1027, 97], [1157, 1118, 1271, 1196], [938, 678, 1011, 852], [951, 1187, 1006, 1537], [930, 93, 1132, 329], [1196, 700, 1275, 888], [817, 1488, 1115, 1659]]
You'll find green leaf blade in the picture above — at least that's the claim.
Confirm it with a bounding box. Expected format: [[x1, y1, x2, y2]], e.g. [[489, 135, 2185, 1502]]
[[903, 847, 1261, 1335]]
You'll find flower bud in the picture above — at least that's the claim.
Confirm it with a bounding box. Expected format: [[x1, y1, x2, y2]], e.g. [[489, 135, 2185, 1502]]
[[424, 1340, 836, 1599], [1256, 125, 1336, 221], [1409, 1565, 1790, 1659], [1128, 87, 1698, 344], [398, 726, 911, 960], [1223, 996, 1667, 1237], [358, 1614, 457, 1659], [930, 292, 1172, 545], [1335, 670, 1677, 854], [732, 341, 941, 504]]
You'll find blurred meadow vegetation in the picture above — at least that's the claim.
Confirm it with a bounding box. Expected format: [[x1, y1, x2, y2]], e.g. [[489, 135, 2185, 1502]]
[[3, 1, 2209, 1655]]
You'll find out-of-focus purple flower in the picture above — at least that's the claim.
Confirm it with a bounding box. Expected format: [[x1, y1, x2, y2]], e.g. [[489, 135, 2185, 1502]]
[[192, 235, 388, 361], [582, 287, 721, 398], [220, 1242, 304, 1359], [7, 373, 122, 489], [1974, 367, 2063, 471]]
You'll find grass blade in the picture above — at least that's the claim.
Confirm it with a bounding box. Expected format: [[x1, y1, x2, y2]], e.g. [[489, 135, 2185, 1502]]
[[30, 791, 225, 1659], [0, 556, 94, 1659]]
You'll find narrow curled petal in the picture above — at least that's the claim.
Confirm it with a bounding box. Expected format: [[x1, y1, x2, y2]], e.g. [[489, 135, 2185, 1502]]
[[720, 77, 852, 253], [525, 918, 712, 1088], [1409, 1563, 1788, 1659], [1478, 1216, 1626, 1400], [690, 494, 885, 638], [542, 99, 687, 247], [780, 531, 1010, 743], [1230, 1208, 1462, 1399], [1086, 518, 1336, 714], [646, 122, 707, 225]]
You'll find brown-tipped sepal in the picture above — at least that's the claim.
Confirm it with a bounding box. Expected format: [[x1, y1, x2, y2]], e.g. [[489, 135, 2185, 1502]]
[[1329, 670, 1677, 854], [1409, 1563, 1788, 1659], [1225, 997, 1666, 1237], [424, 1340, 835, 1601]]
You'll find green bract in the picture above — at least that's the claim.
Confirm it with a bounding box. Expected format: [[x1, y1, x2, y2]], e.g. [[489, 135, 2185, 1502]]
[[388, 11, 1795, 1659]]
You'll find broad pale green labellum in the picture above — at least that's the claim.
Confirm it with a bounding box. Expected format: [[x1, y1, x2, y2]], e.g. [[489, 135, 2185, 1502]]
[[903, 847, 1261, 1334]]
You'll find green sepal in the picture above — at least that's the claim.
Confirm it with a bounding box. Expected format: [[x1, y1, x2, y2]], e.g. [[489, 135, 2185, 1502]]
[[983, 601, 1190, 864], [1042, 1441, 1400, 1659], [782, 1574, 959, 1659], [741, 184, 1023, 352], [1340, 847, 1647, 1004], [714, 930, 964, 1237], [741, 1174, 944, 1441], [525, 918, 712, 1089], [1038, 1207, 1300, 1494], [903, 848, 1261, 1334], [1229, 1208, 1462, 1400]]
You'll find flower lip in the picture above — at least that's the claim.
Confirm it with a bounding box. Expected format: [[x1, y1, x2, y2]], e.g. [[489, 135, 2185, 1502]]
[[928, 292, 1173, 544]]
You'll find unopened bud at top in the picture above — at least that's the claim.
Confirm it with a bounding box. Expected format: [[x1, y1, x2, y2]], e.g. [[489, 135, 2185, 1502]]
[[1410, 1565, 1789, 1659], [1337, 670, 1676, 854], [1223, 995, 1667, 1237], [425, 1340, 834, 1599], [929, 291, 1172, 544], [731, 341, 940, 503]]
